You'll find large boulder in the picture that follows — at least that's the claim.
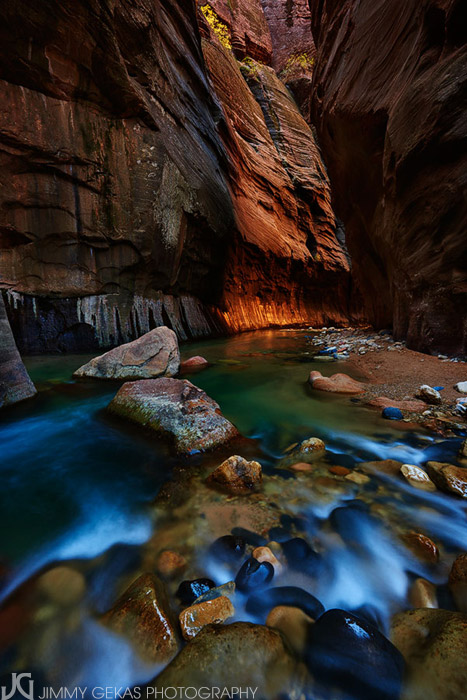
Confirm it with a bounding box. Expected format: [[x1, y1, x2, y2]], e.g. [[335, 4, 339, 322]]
[[74, 327, 179, 380], [308, 371, 365, 394], [108, 378, 238, 453], [391, 608, 467, 700], [0, 294, 36, 408], [145, 622, 304, 697], [101, 573, 180, 664]]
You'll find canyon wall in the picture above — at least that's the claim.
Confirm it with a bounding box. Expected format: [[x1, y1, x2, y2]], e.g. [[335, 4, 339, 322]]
[[0, 295, 36, 408], [310, 0, 467, 355], [0, 0, 353, 353]]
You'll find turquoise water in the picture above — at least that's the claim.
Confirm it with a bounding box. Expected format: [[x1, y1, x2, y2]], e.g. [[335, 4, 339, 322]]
[[0, 329, 465, 689]]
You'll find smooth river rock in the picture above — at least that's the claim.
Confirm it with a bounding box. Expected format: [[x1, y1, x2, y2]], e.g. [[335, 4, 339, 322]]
[[74, 327, 180, 380], [206, 455, 262, 494], [448, 553, 467, 613], [145, 622, 304, 697], [426, 461, 467, 499], [107, 378, 239, 453], [179, 596, 234, 640], [391, 608, 467, 700], [101, 573, 179, 664], [308, 371, 366, 394]]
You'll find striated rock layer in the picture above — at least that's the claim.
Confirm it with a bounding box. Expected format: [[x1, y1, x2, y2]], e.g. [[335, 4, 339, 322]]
[[310, 0, 467, 355], [0, 0, 354, 352]]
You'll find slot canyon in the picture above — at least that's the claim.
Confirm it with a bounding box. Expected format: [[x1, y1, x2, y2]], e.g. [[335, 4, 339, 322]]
[[0, 1, 466, 699]]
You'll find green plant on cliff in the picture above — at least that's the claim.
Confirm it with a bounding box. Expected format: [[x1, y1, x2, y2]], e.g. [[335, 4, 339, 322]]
[[280, 52, 314, 81], [200, 4, 232, 49]]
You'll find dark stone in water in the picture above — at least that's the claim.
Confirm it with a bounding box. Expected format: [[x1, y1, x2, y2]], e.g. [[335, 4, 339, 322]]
[[231, 527, 267, 547], [282, 537, 320, 573], [268, 526, 292, 542], [235, 557, 274, 592], [246, 586, 325, 620], [209, 535, 246, 563], [176, 578, 216, 605], [280, 513, 306, 530], [351, 604, 385, 631], [329, 504, 378, 550], [382, 407, 404, 420], [304, 609, 404, 700]]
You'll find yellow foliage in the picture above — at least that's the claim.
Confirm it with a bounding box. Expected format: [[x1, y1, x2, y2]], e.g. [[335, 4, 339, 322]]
[[200, 4, 232, 50], [280, 52, 314, 81]]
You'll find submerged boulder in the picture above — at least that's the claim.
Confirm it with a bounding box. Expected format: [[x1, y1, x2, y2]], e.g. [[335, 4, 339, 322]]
[[74, 327, 180, 380], [308, 371, 365, 394], [145, 622, 304, 697], [101, 573, 179, 664], [391, 608, 467, 700], [107, 378, 239, 453]]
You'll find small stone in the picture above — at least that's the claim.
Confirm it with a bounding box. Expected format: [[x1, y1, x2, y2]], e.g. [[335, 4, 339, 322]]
[[179, 596, 234, 640], [402, 532, 439, 564], [206, 455, 262, 495], [448, 553, 467, 612], [361, 459, 403, 476], [282, 537, 319, 571], [454, 381, 467, 393], [194, 581, 236, 604], [179, 356, 209, 372], [382, 406, 404, 420], [209, 535, 246, 563], [252, 546, 283, 574], [344, 471, 370, 485], [289, 462, 314, 472], [426, 461, 467, 498], [409, 578, 438, 608], [400, 464, 436, 491], [417, 385, 442, 405], [156, 550, 187, 578], [176, 578, 216, 606], [298, 437, 326, 453], [235, 557, 274, 592], [329, 465, 351, 476], [36, 566, 86, 606], [266, 605, 314, 654], [246, 586, 324, 620], [101, 573, 179, 663]]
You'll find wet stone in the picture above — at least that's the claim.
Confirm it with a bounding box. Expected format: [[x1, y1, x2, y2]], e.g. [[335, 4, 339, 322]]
[[208, 535, 246, 564], [305, 609, 404, 700], [252, 546, 283, 574], [402, 532, 439, 564], [382, 407, 404, 420], [426, 461, 467, 498], [400, 464, 436, 491], [266, 605, 314, 655], [156, 550, 187, 578], [282, 537, 320, 573], [235, 557, 274, 592], [179, 596, 234, 640], [409, 578, 438, 608], [101, 573, 179, 664], [206, 455, 262, 494], [176, 578, 216, 606], [246, 586, 325, 621], [448, 553, 467, 613]]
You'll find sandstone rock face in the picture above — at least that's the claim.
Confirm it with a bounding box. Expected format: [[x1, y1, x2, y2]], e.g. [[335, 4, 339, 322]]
[[74, 327, 179, 380], [0, 294, 36, 408], [102, 573, 179, 664], [0, 0, 354, 353], [391, 609, 467, 700], [310, 0, 467, 355], [108, 378, 239, 453]]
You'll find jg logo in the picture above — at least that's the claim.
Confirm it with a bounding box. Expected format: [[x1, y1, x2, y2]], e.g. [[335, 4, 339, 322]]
[[1, 674, 34, 700]]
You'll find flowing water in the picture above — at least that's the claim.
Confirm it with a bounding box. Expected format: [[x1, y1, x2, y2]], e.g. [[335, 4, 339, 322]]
[[0, 329, 465, 691]]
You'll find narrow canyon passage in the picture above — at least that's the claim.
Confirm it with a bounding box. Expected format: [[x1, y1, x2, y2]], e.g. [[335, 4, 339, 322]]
[[0, 1, 466, 699]]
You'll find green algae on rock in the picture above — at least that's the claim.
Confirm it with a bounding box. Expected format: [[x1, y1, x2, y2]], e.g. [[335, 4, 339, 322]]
[[107, 378, 239, 453]]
